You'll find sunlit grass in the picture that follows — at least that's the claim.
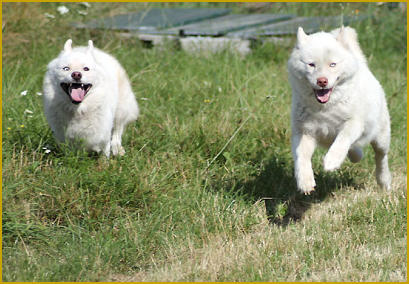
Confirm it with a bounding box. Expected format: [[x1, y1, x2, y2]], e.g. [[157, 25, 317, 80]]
[[2, 2, 406, 281]]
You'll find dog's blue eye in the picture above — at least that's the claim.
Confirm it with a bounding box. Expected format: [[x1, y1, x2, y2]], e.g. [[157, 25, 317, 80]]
[[308, 63, 315, 67], [63, 66, 70, 71], [330, 63, 336, 67], [83, 67, 90, 71]]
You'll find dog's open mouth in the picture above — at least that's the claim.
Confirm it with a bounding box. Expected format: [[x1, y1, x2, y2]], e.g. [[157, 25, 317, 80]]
[[60, 83, 92, 104], [314, 88, 333, 104]]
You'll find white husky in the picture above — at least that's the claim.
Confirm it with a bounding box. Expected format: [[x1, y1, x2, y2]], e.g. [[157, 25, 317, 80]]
[[43, 39, 139, 157], [287, 26, 391, 194]]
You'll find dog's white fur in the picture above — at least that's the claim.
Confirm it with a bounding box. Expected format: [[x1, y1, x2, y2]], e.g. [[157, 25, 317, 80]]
[[288, 26, 391, 194], [43, 39, 139, 157]]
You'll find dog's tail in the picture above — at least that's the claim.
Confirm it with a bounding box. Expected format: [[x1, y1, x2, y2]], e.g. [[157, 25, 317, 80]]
[[331, 26, 367, 64]]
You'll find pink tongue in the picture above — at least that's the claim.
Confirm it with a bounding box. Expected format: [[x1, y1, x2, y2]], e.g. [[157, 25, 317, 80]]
[[315, 88, 332, 103], [70, 87, 85, 102], [316, 93, 330, 103]]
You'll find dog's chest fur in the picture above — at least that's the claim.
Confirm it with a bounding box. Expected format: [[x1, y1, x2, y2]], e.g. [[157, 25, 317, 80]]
[[293, 97, 352, 146], [61, 100, 113, 145]]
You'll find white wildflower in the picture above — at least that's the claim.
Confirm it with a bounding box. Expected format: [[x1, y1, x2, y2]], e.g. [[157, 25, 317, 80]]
[[36, 92, 42, 96], [218, 87, 222, 93], [24, 109, 33, 115], [57, 6, 69, 15], [20, 90, 28, 96], [44, 13, 55, 19]]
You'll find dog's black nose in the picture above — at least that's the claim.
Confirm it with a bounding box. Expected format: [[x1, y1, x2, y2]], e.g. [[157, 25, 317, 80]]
[[71, 71, 82, 81], [317, 77, 328, 87]]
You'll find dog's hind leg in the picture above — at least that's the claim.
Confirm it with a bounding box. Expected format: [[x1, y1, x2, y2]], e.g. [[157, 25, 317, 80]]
[[371, 134, 391, 190]]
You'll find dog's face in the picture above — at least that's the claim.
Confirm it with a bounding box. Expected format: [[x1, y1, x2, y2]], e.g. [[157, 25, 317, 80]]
[[288, 27, 358, 104], [48, 39, 99, 104]]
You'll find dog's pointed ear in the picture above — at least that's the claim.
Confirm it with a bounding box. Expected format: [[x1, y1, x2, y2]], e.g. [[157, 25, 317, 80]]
[[335, 25, 359, 50], [334, 25, 366, 62], [296, 27, 308, 46], [87, 40, 94, 52], [336, 25, 346, 42], [64, 39, 73, 52]]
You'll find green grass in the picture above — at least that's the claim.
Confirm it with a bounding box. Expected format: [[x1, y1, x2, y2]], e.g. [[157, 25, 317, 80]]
[[2, 2, 407, 282]]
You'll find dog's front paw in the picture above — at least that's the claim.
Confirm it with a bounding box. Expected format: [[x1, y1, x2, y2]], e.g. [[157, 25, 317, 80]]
[[299, 186, 316, 195], [377, 168, 392, 191], [296, 172, 316, 195], [112, 144, 125, 156], [323, 152, 345, 172]]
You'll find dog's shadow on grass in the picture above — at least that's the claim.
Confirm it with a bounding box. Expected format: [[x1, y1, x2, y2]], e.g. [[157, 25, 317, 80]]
[[227, 156, 357, 226]]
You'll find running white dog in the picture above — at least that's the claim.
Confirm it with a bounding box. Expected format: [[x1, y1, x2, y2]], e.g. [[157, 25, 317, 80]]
[[43, 39, 139, 157], [288, 26, 391, 194]]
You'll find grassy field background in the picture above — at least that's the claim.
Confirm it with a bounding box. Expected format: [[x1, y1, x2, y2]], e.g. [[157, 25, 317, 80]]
[[2, 2, 407, 281]]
